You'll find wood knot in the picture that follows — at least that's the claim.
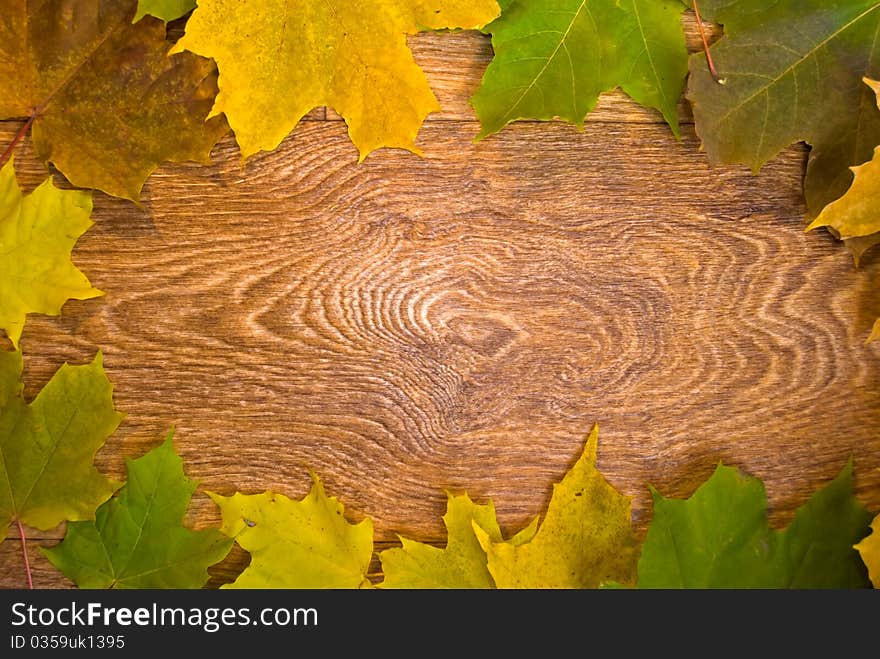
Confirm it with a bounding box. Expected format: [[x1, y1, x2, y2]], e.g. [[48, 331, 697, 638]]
[[444, 311, 523, 358]]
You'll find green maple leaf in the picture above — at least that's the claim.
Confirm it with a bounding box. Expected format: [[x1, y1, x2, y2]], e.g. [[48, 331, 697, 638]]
[[0, 160, 101, 348], [0, 0, 227, 201], [171, 0, 500, 160], [472, 0, 688, 139], [44, 432, 233, 589], [473, 425, 640, 588], [211, 475, 374, 588], [134, 0, 196, 22], [379, 492, 537, 588], [638, 461, 873, 588], [687, 0, 880, 219], [0, 349, 122, 539]]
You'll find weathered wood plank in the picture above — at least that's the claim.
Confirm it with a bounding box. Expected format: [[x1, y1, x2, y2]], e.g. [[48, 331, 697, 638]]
[[0, 540, 74, 590], [2, 115, 877, 565]]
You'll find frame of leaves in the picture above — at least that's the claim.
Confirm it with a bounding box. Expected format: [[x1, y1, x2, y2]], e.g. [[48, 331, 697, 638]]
[[1, 0, 878, 589]]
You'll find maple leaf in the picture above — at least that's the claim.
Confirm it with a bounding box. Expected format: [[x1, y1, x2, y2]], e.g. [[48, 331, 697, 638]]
[[471, 0, 689, 139], [170, 0, 501, 160], [855, 514, 880, 588], [687, 1, 880, 219], [804, 78, 880, 269], [134, 0, 196, 23], [637, 461, 873, 588], [0, 349, 122, 540], [0, 0, 227, 201], [806, 143, 880, 240], [869, 320, 880, 343], [0, 160, 101, 348], [44, 432, 233, 589], [379, 492, 537, 588], [472, 425, 639, 588], [211, 475, 374, 588]]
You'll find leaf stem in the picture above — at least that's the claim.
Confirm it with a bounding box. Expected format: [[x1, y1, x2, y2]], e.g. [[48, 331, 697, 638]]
[[16, 517, 34, 589], [692, 1, 724, 84], [0, 114, 36, 169]]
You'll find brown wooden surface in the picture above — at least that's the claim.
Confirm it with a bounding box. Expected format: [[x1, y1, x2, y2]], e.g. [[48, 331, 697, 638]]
[[2, 16, 880, 588]]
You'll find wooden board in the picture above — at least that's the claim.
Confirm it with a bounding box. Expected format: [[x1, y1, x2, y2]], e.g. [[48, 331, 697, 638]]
[[2, 19, 879, 589]]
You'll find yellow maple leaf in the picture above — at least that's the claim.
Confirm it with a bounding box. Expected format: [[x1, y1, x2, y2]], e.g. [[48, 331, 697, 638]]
[[807, 149, 880, 240], [210, 474, 373, 588], [855, 514, 880, 588], [473, 425, 639, 588], [805, 78, 880, 342], [379, 492, 537, 588], [0, 161, 101, 347], [172, 0, 500, 160]]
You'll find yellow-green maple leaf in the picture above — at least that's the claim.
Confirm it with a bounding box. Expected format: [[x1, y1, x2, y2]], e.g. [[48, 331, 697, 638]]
[[0, 349, 122, 540], [473, 425, 639, 588], [211, 474, 373, 588], [134, 0, 196, 22], [171, 0, 500, 160], [855, 514, 880, 588], [379, 492, 537, 588], [0, 161, 101, 348]]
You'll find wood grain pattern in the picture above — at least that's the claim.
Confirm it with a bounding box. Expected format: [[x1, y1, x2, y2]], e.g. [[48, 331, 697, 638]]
[[2, 14, 879, 588]]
